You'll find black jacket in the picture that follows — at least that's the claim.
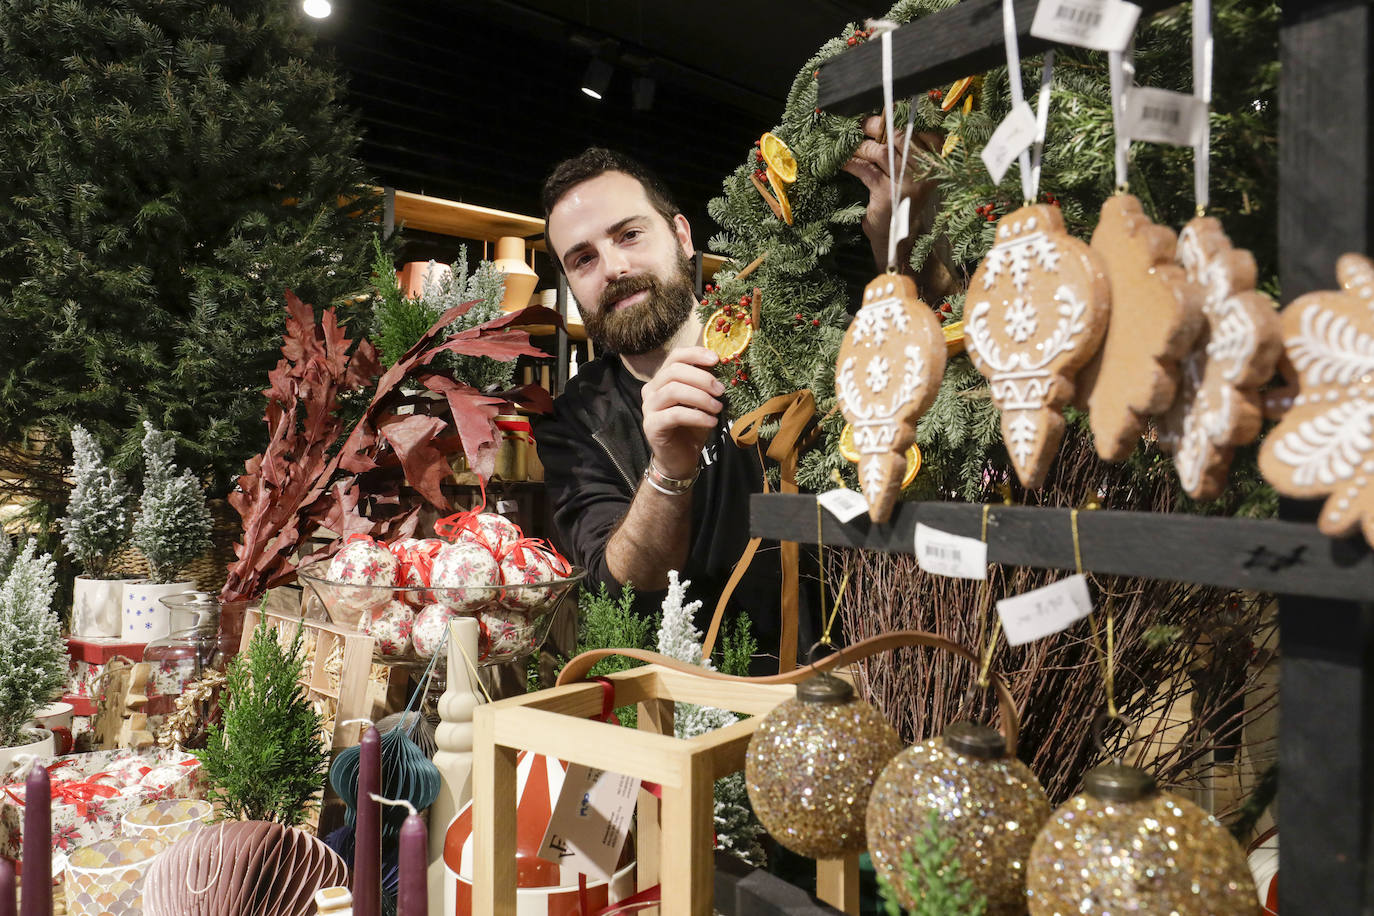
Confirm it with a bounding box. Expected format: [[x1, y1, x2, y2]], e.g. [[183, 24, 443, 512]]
[[533, 355, 809, 664]]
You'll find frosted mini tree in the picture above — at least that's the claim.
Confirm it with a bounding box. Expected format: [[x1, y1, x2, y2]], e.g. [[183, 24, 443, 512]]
[[656, 571, 765, 865], [59, 424, 133, 579], [132, 422, 212, 584], [0, 541, 68, 746]]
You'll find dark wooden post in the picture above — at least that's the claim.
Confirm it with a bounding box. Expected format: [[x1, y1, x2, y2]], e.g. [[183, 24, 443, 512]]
[[1278, 3, 1374, 911]]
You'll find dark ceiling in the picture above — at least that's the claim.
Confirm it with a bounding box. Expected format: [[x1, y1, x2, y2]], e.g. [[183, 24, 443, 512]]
[[309, 0, 880, 254]]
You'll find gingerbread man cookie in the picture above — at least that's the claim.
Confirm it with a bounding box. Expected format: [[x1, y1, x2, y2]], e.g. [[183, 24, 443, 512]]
[[965, 203, 1110, 489], [1157, 217, 1282, 501], [1259, 253, 1374, 544], [836, 272, 946, 523], [1079, 195, 1204, 461]]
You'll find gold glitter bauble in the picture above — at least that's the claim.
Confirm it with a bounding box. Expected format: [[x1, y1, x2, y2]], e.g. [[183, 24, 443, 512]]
[[1027, 763, 1258, 915], [867, 722, 1050, 915], [745, 673, 902, 858]]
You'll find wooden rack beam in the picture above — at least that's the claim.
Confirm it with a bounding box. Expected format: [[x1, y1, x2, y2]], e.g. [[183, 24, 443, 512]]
[[816, 0, 1181, 117], [751, 493, 1374, 601]]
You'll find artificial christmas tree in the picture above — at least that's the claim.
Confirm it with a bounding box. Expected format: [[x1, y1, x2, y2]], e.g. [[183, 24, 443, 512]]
[[0, 0, 381, 505]]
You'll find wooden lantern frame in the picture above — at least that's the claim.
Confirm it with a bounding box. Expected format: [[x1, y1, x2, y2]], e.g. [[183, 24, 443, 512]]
[[470, 633, 1019, 916]]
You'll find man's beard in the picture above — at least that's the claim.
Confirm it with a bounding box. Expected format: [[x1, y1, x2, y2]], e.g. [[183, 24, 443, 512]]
[[583, 250, 695, 356]]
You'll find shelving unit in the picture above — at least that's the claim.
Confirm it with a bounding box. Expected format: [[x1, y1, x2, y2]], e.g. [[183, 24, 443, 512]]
[[808, 3, 1374, 913]]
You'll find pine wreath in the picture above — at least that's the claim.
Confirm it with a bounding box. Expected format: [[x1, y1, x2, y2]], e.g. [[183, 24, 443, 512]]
[[700, 0, 1278, 502]]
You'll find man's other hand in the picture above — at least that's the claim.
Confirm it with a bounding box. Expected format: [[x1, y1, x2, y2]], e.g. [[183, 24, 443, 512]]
[[641, 346, 723, 479], [843, 114, 942, 273]]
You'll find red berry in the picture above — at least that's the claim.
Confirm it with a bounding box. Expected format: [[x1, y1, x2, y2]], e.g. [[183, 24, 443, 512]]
[[815, 107, 822, 114], [794, 312, 803, 320], [812, 318, 820, 326]]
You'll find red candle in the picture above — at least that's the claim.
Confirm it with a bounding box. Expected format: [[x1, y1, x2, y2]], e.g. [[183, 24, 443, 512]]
[[19, 766, 49, 916], [397, 813, 428, 916], [0, 857, 15, 916], [353, 726, 381, 916]]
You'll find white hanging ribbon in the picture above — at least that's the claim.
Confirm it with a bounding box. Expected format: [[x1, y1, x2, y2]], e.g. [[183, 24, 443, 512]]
[[1193, 0, 1213, 212], [1000, 0, 1055, 203], [1107, 44, 1135, 190], [874, 20, 919, 272]]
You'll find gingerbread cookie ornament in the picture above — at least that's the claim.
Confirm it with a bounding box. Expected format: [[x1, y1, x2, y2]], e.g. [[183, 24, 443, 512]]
[[965, 203, 1110, 489], [1157, 217, 1282, 501], [1259, 253, 1374, 544], [1079, 195, 1204, 461], [836, 273, 946, 522]]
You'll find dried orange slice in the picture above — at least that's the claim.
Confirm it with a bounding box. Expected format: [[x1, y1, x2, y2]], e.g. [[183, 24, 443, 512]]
[[839, 423, 922, 487], [759, 132, 798, 184], [704, 305, 753, 360], [766, 167, 794, 225], [942, 320, 966, 356], [901, 443, 923, 488], [942, 76, 978, 112]]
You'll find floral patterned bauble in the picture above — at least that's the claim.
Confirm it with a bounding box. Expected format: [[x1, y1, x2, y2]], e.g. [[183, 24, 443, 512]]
[[499, 543, 567, 611], [413, 603, 456, 659], [745, 673, 902, 858], [461, 512, 522, 555], [367, 599, 415, 658], [867, 722, 1050, 916], [1027, 763, 1257, 915], [391, 537, 445, 605], [326, 538, 398, 619], [478, 606, 536, 661], [431, 541, 502, 614]]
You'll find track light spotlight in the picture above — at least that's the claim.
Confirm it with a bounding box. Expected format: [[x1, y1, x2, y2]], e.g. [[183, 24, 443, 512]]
[[581, 58, 613, 100]]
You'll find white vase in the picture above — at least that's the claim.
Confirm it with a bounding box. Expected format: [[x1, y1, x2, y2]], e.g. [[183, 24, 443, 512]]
[[73, 575, 139, 638], [122, 581, 194, 643], [0, 727, 55, 778]]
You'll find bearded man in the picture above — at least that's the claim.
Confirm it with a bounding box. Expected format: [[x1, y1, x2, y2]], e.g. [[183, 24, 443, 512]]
[[535, 143, 929, 670]]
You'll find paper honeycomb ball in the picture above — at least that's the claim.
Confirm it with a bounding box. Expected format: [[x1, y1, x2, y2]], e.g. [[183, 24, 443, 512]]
[[867, 721, 1050, 915], [1026, 763, 1258, 915], [745, 673, 902, 858]]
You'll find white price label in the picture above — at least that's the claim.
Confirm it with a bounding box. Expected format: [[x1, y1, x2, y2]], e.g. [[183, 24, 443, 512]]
[[996, 573, 1094, 646], [1030, 0, 1140, 52], [914, 523, 987, 581], [817, 487, 870, 523], [980, 102, 1037, 185], [537, 763, 639, 882], [496, 499, 519, 514], [1122, 87, 1207, 147]]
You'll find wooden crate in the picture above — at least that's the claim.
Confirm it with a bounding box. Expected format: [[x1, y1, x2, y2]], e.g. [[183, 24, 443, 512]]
[[240, 605, 374, 751], [470, 663, 861, 916]]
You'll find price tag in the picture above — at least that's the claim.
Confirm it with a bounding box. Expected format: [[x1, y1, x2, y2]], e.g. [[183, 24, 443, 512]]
[[537, 763, 639, 881], [817, 487, 870, 523], [980, 102, 1037, 185], [996, 573, 1094, 646], [914, 524, 987, 581], [496, 499, 519, 514], [1030, 0, 1140, 52], [1122, 87, 1207, 147]]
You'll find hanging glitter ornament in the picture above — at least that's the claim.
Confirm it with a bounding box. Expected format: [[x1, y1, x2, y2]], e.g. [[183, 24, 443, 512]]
[[1026, 763, 1257, 915], [745, 672, 902, 858], [867, 721, 1050, 916]]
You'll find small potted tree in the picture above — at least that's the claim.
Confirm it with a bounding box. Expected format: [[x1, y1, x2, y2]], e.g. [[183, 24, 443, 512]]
[[60, 424, 136, 637], [0, 538, 69, 770], [123, 422, 212, 643]]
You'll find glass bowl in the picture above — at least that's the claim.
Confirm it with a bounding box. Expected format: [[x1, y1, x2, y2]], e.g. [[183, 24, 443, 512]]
[[296, 559, 584, 666]]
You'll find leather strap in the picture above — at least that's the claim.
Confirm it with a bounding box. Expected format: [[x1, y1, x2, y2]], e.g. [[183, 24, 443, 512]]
[[557, 629, 1020, 755], [701, 390, 816, 671]]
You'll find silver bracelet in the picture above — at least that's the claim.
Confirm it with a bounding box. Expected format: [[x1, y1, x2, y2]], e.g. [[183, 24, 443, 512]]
[[643, 459, 699, 496]]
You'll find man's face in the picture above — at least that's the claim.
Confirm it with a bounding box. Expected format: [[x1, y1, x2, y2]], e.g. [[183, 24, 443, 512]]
[[547, 171, 696, 356]]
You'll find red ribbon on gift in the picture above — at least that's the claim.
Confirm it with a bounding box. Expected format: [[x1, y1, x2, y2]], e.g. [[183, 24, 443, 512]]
[[389, 538, 442, 590]]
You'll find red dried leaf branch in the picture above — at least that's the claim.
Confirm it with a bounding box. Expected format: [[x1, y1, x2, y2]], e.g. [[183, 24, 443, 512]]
[[221, 295, 558, 602]]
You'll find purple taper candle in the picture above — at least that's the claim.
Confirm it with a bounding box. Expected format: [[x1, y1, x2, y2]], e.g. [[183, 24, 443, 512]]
[[0, 857, 16, 916], [19, 766, 49, 916], [396, 812, 428, 916], [353, 726, 381, 916]]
